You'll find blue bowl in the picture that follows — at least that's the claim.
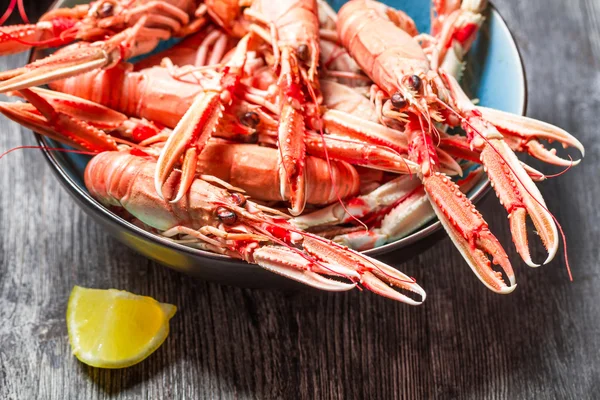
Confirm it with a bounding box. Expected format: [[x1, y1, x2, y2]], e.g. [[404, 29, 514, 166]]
[[32, 0, 526, 288]]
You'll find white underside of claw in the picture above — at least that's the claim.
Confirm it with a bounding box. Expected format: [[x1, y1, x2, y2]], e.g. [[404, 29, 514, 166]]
[[378, 190, 434, 242], [291, 175, 422, 230], [440, 49, 465, 82], [253, 246, 356, 292], [0, 58, 108, 94], [332, 170, 487, 251], [520, 161, 546, 182], [291, 199, 364, 229], [359, 257, 426, 305], [496, 141, 559, 265], [462, 0, 489, 13], [331, 191, 433, 250], [334, 232, 388, 251]]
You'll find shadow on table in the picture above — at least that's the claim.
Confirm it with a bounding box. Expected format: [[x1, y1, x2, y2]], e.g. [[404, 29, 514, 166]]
[[79, 325, 180, 396]]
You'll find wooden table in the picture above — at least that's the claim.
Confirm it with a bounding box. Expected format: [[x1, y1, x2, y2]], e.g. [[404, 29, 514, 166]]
[[1, 0, 598, 398]]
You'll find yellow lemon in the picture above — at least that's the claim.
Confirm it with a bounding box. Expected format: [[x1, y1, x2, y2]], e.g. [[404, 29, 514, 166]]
[[67, 286, 176, 368]]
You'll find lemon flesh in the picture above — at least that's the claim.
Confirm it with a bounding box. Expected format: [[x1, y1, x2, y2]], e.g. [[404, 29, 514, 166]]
[[67, 286, 177, 369]]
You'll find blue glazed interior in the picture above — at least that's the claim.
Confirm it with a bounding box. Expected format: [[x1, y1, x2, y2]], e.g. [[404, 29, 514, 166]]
[[38, 0, 526, 252]]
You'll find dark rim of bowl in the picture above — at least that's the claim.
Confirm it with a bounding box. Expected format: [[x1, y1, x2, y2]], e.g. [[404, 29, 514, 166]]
[[31, 0, 528, 264]]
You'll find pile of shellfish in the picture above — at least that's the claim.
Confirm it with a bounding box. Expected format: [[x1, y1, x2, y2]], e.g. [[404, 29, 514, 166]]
[[0, 0, 584, 303]]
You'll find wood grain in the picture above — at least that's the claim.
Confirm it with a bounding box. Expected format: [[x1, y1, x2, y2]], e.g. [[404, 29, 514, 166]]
[[0, 0, 599, 399]]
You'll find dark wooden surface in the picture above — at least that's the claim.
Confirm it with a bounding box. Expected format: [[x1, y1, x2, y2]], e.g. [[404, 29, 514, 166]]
[[1, 0, 599, 399]]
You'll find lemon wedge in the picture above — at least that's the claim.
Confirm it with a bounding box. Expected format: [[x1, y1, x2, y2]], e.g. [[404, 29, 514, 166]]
[[67, 286, 176, 369]]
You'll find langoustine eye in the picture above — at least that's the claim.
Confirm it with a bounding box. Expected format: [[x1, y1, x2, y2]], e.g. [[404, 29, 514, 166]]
[[96, 1, 115, 18], [391, 92, 407, 109], [408, 74, 422, 92], [239, 111, 260, 128], [217, 207, 237, 225], [230, 192, 246, 207], [297, 44, 310, 62]]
